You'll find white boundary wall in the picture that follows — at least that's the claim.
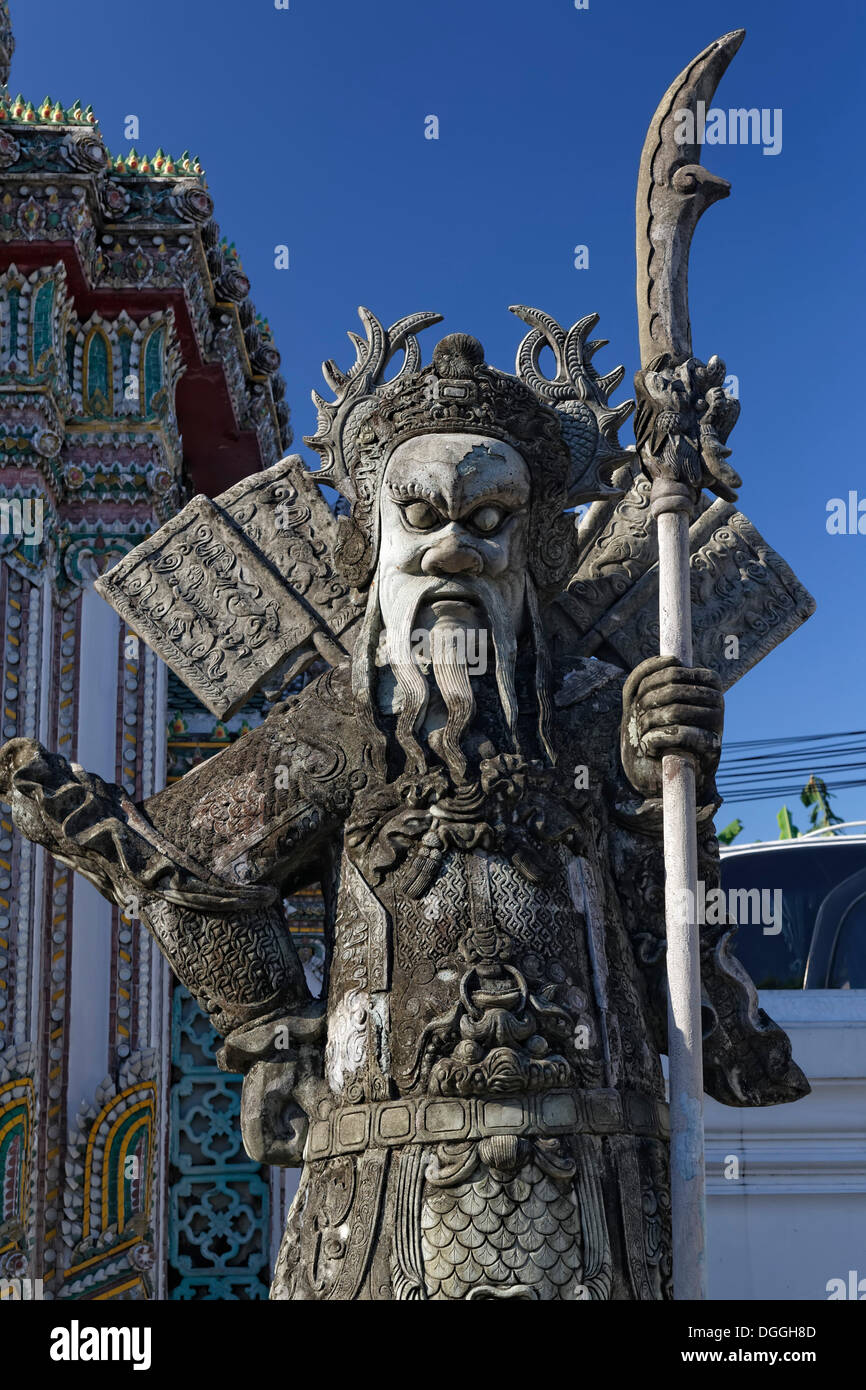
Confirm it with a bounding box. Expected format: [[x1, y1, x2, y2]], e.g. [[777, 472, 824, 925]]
[[706, 989, 866, 1301]]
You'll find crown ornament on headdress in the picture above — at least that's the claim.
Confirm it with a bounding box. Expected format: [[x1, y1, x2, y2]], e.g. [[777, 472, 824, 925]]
[[304, 305, 635, 591]]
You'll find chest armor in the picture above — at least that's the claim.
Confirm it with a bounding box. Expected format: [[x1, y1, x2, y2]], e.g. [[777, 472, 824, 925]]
[[323, 841, 661, 1107]]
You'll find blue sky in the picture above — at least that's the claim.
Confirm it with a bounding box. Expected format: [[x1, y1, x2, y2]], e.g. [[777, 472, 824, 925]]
[[10, 0, 865, 838]]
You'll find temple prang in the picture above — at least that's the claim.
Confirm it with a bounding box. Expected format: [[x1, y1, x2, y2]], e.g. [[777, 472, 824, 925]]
[[0, 0, 298, 1300]]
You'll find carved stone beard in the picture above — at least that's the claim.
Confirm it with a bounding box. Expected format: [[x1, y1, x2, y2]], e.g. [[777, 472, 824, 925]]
[[351, 570, 556, 788], [382, 574, 521, 785], [346, 569, 563, 895], [427, 624, 481, 785]]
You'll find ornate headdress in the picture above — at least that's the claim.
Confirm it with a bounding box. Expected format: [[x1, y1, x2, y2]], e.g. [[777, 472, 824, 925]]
[[304, 306, 635, 594]]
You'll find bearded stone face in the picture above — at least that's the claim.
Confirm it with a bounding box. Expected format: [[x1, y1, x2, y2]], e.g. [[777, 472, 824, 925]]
[[373, 432, 533, 782], [378, 432, 531, 639]]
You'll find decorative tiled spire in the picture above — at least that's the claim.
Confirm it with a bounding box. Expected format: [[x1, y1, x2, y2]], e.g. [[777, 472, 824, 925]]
[[0, 1, 14, 92]]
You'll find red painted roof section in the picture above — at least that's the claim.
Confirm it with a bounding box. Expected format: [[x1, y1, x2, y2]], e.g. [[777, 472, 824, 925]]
[[0, 239, 264, 496]]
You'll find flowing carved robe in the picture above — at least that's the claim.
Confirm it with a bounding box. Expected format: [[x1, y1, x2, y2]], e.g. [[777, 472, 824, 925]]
[[2, 651, 809, 1300]]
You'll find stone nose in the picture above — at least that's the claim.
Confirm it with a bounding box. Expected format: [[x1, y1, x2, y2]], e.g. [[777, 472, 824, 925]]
[[421, 537, 483, 577]]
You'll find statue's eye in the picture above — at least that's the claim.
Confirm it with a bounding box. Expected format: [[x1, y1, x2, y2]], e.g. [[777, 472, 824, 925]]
[[468, 504, 506, 534], [402, 501, 440, 530]]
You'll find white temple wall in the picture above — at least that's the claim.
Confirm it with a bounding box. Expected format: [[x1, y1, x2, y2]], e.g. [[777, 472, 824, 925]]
[[706, 990, 866, 1301], [66, 584, 118, 1117]]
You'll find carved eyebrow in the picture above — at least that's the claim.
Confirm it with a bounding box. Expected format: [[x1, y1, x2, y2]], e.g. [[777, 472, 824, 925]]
[[385, 475, 530, 521], [453, 481, 530, 515], [463, 480, 528, 503], [386, 481, 447, 509]]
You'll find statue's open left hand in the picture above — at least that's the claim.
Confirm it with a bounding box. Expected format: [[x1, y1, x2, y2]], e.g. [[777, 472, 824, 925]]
[[621, 654, 723, 800]]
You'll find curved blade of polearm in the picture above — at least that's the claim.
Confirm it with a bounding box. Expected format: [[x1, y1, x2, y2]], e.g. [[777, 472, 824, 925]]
[[636, 29, 745, 366]]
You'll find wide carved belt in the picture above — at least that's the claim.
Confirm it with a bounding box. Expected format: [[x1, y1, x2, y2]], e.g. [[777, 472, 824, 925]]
[[304, 1087, 670, 1162]]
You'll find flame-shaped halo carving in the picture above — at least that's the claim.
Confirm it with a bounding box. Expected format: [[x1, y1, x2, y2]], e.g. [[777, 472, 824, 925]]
[[304, 306, 443, 504], [509, 304, 635, 506]]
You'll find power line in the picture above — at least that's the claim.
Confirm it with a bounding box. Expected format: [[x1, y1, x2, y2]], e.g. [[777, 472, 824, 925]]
[[716, 729, 866, 805], [720, 781, 866, 804], [721, 744, 866, 768], [722, 729, 866, 750], [717, 767, 866, 789]]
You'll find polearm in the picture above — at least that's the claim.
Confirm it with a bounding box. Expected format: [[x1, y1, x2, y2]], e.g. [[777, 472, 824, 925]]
[[634, 30, 746, 1300]]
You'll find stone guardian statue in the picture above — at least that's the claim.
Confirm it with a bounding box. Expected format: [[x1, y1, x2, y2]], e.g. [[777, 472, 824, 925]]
[[0, 34, 814, 1300]]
